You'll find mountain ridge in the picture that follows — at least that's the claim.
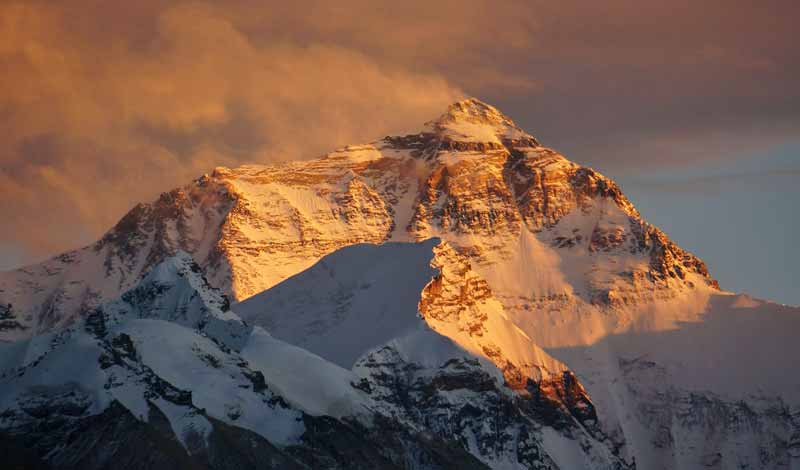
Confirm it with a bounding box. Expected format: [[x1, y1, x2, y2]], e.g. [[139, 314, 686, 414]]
[[0, 242, 630, 469]]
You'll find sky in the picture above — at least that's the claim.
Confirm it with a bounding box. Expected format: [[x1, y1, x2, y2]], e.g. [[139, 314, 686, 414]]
[[1, 0, 798, 304]]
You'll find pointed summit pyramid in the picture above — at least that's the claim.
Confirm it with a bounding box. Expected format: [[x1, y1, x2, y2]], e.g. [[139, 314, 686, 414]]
[[418, 97, 540, 150], [428, 98, 516, 129]]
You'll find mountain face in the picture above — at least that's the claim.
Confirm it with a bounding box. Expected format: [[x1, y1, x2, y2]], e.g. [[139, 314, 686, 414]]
[[0, 99, 715, 339], [1, 99, 799, 469]]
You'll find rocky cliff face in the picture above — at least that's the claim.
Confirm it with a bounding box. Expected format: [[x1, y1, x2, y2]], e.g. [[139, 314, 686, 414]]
[[1, 99, 797, 470], [353, 347, 625, 470]]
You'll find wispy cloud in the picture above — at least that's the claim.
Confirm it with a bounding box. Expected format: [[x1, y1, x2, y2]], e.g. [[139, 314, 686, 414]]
[[1, 0, 798, 267]]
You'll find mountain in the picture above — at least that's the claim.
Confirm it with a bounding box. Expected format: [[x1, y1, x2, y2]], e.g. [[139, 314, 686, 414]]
[[2, 98, 799, 469], [0, 99, 715, 339]]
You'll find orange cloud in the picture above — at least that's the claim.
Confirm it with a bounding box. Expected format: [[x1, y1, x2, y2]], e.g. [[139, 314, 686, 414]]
[[1, 0, 798, 268], [0, 1, 465, 264]]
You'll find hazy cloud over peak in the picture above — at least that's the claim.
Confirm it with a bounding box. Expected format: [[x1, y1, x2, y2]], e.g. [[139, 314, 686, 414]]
[[1, 0, 798, 267]]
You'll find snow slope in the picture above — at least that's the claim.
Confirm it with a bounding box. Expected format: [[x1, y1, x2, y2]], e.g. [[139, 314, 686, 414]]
[[235, 239, 440, 368]]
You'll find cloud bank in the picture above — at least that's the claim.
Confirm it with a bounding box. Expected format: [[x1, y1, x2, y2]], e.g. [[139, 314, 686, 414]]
[[1, 0, 798, 266]]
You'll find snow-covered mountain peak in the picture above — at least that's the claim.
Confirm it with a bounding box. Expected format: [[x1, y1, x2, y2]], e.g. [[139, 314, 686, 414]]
[[431, 98, 512, 126], [0, 99, 718, 342], [424, 97, 539, 147]]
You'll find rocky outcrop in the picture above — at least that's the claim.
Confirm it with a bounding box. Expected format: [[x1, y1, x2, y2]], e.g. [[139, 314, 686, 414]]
[[0, 303, 24, 332], [288, 414, 489, 470], [353, 346, 628, 470]]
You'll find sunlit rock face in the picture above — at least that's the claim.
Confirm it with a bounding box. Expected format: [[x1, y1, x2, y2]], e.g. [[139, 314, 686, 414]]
[[0, 98, 715, 340], [2, 99, 798, 470]]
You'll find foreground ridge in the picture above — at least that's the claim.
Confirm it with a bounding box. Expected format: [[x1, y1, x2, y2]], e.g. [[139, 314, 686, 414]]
[[1, 243, 629, 469]]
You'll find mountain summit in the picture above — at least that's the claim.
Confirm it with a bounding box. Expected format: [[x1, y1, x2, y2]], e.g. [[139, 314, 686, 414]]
[[424, 98, 538, 147], [1, 100, 798, 470]]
